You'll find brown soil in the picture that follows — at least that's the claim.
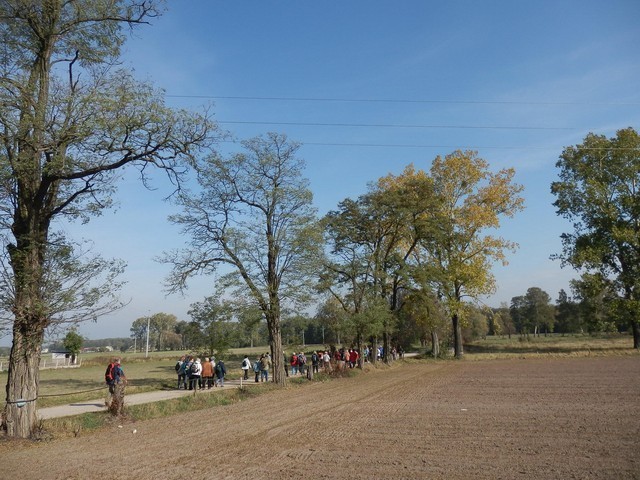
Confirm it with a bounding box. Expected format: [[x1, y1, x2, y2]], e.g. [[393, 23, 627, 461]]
[[1, 356, 639, 480]]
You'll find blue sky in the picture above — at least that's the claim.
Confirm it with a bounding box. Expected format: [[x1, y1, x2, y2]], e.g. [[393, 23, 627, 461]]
[[37, 0, 640, 343]]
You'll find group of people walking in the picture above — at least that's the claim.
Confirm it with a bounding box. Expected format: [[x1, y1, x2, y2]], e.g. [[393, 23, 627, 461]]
[[174, 345, 401, 389], [175, 355, 227, 390]]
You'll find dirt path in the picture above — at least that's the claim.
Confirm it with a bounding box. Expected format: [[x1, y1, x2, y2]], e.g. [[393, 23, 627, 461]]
[[37, 378, 256, 419], [2, 356, 639, 479]]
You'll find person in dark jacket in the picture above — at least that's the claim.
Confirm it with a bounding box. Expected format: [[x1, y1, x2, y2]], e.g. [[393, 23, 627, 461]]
[[214, 359, 226, 387]]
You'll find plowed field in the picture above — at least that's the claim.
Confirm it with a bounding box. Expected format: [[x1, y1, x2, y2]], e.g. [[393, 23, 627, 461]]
[[1, 356, 639, 479]]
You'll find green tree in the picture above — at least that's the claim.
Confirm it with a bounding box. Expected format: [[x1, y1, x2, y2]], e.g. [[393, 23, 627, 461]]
[[511, 287, 555, 336], [493, 303, 514, 338], [463, 305, 490, 341], [149, 312, 178, 351], [421, 150, 525, 357], [180, 321, 204, 351], [551, 128, 640, 348], [130, 312, 178, 352], [0, 235, 126, 337], [526, 287, 555, 336], [321, 195, 402, 365], [130, 317, 147, 351], [321, 166, 437, 363], [62, 329, 83, 364], [0, 1, 216, 437], [235, 304, 264, 348], [570, 273, 618, 333], [164, 133, 322, 385], [509, 295, 528, 335], [555, 289, 582, 334], [399, 288, 448, 357], [188, 296, 235, 357]]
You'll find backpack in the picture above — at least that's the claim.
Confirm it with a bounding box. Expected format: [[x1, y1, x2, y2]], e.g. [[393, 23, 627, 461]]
[[175, 361, 181, 373], [253, 361, 261, 373], [105, 363, 115, 383]]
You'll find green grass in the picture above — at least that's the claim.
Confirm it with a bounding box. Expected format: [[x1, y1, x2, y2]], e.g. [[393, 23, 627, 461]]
[[0, 344, 330, 409]]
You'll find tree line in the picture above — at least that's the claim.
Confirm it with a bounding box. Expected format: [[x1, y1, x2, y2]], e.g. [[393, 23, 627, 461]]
[[0, 1, 637, 439]]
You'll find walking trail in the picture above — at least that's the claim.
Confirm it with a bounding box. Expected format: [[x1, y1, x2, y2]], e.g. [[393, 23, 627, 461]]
[[37, 378, 257, 420]]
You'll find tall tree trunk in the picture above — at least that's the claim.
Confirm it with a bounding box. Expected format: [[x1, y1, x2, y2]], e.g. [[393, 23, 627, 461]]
[[631, 320, 640, 349], [356, 332, 364, 369], [452, 313, 463, 358], [266, 313, 286, 386], [383, 330, 392, 364], [4, 218, 49, 437], [370, 336, 378, 365], [431, 330, 440, 358], [4, 322, 45, 438]]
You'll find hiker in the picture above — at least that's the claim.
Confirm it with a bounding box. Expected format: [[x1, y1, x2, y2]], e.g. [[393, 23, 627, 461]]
[[105, 357, 126, 394], [311, 351, 319, 374], [105, 358, 126, 412], [201, 357, 214, 389], [298, 352, 306, 375], [176, 355, 186, 389], [188, 358, 202, 390], [214, 359, 226, 387], [322, 351, 331, 372], [241, 355, 251, 380], [182, 356, 193, 389], [349, 349, 359, 368], [290, 352, 298, 376], [259, 353, 271, 382]]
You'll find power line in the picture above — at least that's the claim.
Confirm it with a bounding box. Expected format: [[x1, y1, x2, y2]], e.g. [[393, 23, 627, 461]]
[[220, 140, 639, 151], [221, 139, 547, 150], [167, 94, 640, 107], [218, 120, 575, 131]]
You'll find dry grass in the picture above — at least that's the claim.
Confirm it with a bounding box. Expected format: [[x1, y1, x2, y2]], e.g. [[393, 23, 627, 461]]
[[463, 333, 637, 361]]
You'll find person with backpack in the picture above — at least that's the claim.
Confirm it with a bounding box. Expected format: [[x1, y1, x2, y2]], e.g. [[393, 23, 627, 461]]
[[241, 355, 251, 380], [105, 358, 126, 410], [214, 359, 226, 387], [175, 355, 186, 389], [188, 358, 202, 390], [259, 353, 271, 382], [311, 351, 319, 374], [182, 356, 193, 388], [298, 352, 306, 375], [290, 352, 298, 376]]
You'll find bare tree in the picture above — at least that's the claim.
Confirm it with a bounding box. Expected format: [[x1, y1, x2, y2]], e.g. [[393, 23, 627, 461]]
[[164, 133, 322, 385]]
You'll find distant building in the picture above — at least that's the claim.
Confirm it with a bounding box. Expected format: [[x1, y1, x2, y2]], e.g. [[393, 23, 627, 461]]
[[50, 349, 79, 365]]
